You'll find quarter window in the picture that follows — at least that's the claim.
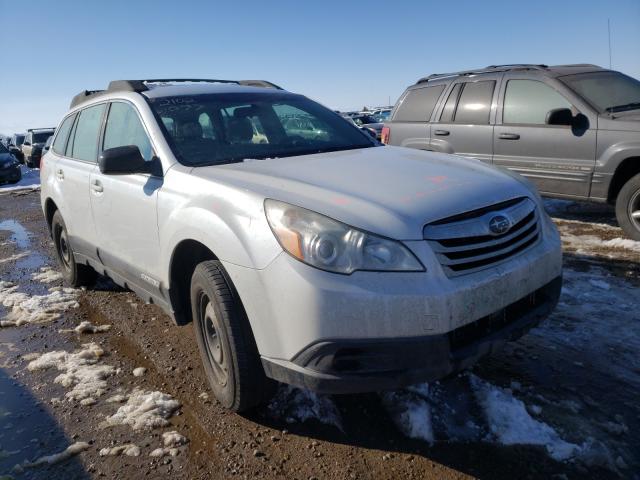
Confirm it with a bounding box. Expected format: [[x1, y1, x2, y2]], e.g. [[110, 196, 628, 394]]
[[440, 83, 462, 123], [103, 102, 153, 160], [52, 114, 76, 155], [393, 85, 446, 122], [503, 80, 572, 125], [70, 104, 106, 162]]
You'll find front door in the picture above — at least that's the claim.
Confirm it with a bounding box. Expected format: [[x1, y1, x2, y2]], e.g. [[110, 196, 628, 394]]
[[89, 101, 163, 293], [493, 78, 596, 197]]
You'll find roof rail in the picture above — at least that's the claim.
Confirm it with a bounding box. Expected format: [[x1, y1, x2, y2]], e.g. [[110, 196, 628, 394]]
[[416, 64, 548, 84], [550, 63, 602, 69], [70, 78, 283, 108]]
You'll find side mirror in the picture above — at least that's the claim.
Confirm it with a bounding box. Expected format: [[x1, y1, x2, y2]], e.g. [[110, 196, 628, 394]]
[[99, 145, 151, 175], [546, 108, 574, 126]]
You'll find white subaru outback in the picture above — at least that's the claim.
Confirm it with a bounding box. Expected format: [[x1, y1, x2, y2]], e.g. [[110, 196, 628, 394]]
[[40, 79, 562, 411]]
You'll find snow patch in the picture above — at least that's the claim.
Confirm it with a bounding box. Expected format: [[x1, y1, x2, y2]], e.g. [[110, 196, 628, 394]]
[[132, 367, 146, 377], [103, 388, 180, 430], [0, 281, 78, 326], [99, 444, 141, 457], [59, 320, 111, 334], [31, 266, 63, 284], [268, 385, 342, 430], [12, 441, 89, 473], [470, 375, 579, 461], [380, 389, 434, 444], [0, 251, 29, 264], [27, 343, 115, 404]]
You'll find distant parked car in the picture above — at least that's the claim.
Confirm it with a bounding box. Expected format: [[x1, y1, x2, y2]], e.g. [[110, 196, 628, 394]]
[[341, 114, 378, 139], [351, 114, 383, 139], [22, 128, 55, 168], [384, 64, 640, 239], [8, 133, 25, 163], [0, 143, 22, 184]]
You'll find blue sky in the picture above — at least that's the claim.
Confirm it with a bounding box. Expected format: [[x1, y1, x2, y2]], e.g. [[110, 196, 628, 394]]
[[1, 0, 639, 135]]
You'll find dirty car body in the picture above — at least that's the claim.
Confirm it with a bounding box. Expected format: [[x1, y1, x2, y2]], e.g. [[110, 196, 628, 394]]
[[40, 79, 562, 406]]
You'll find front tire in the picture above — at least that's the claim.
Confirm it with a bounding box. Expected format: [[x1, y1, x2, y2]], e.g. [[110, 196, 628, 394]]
[[190, 260, 273, 412], [51, 211, 96, 287], [615, 173, 640, 241]]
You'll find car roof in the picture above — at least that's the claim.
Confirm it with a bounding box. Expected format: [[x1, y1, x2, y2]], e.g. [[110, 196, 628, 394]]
[[141, 82, 289, 99]]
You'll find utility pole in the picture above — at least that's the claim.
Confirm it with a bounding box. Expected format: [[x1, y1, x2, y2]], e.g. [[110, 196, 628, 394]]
[[608, 18, 612, 69]]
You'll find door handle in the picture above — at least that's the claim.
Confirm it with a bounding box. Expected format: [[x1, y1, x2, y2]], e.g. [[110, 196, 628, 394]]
[[499, 133, 520, 140], [56, 169, 64, 180], [91, 180, 103, 193], [434, 129, 450, 136]]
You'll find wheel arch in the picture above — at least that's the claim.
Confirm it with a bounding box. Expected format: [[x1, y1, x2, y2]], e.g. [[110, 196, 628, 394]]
[[44, 198, 59, 234], [607, 156, 640, 204]]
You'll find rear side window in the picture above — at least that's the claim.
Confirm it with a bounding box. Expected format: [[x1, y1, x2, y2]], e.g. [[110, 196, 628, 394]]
[[454, 81, 495, 124], [52, 114, 76, 155], [103, 102, 153, 160], [70, 104, 106, 162], [503, 80, 572, 125], [394, 85, 445, 122]]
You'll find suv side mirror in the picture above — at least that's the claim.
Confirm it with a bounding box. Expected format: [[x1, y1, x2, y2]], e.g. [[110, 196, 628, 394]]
[[99, 145, 152, 175], [546, 108, 574, 126]]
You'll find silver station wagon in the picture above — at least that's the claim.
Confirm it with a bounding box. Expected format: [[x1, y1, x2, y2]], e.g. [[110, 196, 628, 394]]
[[41, 79, 562, 411]]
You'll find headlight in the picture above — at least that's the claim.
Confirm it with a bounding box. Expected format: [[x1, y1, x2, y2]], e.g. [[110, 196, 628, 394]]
[[265, 199, 425, 274]]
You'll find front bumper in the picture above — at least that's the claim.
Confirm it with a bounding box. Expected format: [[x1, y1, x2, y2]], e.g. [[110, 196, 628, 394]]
[[261, 275, 561, 393]]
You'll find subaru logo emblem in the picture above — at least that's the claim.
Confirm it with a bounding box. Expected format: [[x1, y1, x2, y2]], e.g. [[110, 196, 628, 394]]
[[489, 215, 511, 235]]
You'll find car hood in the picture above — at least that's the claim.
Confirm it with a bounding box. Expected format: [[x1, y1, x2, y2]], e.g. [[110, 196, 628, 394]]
[[193, 146, 535, 240], [599, 111, 640, 132]]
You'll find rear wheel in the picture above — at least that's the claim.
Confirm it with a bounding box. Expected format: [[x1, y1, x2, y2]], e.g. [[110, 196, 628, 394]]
[[51, 211, 96, 287], [615, 173, 640, 241], [190, 260, 274, 412]]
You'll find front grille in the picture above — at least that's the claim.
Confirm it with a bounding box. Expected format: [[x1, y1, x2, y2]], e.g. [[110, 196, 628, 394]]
[[424, 197, 540, 276]]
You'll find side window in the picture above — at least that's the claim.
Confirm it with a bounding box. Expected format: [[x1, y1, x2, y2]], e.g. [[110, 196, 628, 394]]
[[454, 81, 495, 124], [24, 133, 32, 145], [439, 83, 462, 123], [503, 80, 572, 125], [52, 114, 76, 155], [71, 104, 106, 162], [103, 102, 153, 161], [393, 85, 445, 122]]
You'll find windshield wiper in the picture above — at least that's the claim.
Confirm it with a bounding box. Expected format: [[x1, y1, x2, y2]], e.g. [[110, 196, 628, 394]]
[[605, 102, 640, 113]]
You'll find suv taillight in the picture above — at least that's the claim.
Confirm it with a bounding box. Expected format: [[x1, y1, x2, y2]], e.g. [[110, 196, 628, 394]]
[[381, 126, 390, 144]]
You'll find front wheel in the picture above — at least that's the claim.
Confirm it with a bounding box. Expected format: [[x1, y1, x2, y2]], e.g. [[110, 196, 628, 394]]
[[615, 173, 640, 241], [191, 260, 274, 412], [51, 211, 96, 287]]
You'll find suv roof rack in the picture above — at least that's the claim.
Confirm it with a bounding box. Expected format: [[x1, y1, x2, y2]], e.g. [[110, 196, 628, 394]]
[[417, 64, 549, 84], [70, 78, 283, 108]]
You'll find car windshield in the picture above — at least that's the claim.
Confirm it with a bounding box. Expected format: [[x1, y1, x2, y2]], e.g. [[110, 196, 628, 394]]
[[560, 71, 640, 113], [33, 131, 53, 143], [147, 92, 376, 166], [14, 135, 24, 146]]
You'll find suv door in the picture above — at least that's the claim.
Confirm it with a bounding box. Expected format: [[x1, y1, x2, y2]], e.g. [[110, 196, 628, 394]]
[[429, 74, 502, 164], [55, 104, 106, 259], [493, 76, 597, 197], [89, 101, 162, 295]]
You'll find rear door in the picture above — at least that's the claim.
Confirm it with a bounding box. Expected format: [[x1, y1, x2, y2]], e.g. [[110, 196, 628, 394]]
[[429, 74, 502, 164], [54, 104, 106, 259], [388, 83, 447, 149], [89, 100, 162, 293], [493, 76, 597, 197]]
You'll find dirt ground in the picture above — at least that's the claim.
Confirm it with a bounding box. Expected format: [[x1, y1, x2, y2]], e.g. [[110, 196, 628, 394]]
[[0, 189, 638, 480]]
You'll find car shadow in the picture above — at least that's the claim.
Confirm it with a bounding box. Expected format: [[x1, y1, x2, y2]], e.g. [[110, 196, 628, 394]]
[[544, 198, 618, 227], [0, 367, 90, 479]]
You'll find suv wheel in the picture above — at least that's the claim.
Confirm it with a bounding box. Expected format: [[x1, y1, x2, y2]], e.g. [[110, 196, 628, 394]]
[[615, 173, 640, 241], [190, 260, 273, 412], [51, 211, 96, 287]]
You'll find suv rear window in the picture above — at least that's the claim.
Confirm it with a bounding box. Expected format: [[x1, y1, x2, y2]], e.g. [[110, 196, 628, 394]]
[[70, 104, 106, 162], [453, 81, 495, 124], [393, 85, 445, 122]]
